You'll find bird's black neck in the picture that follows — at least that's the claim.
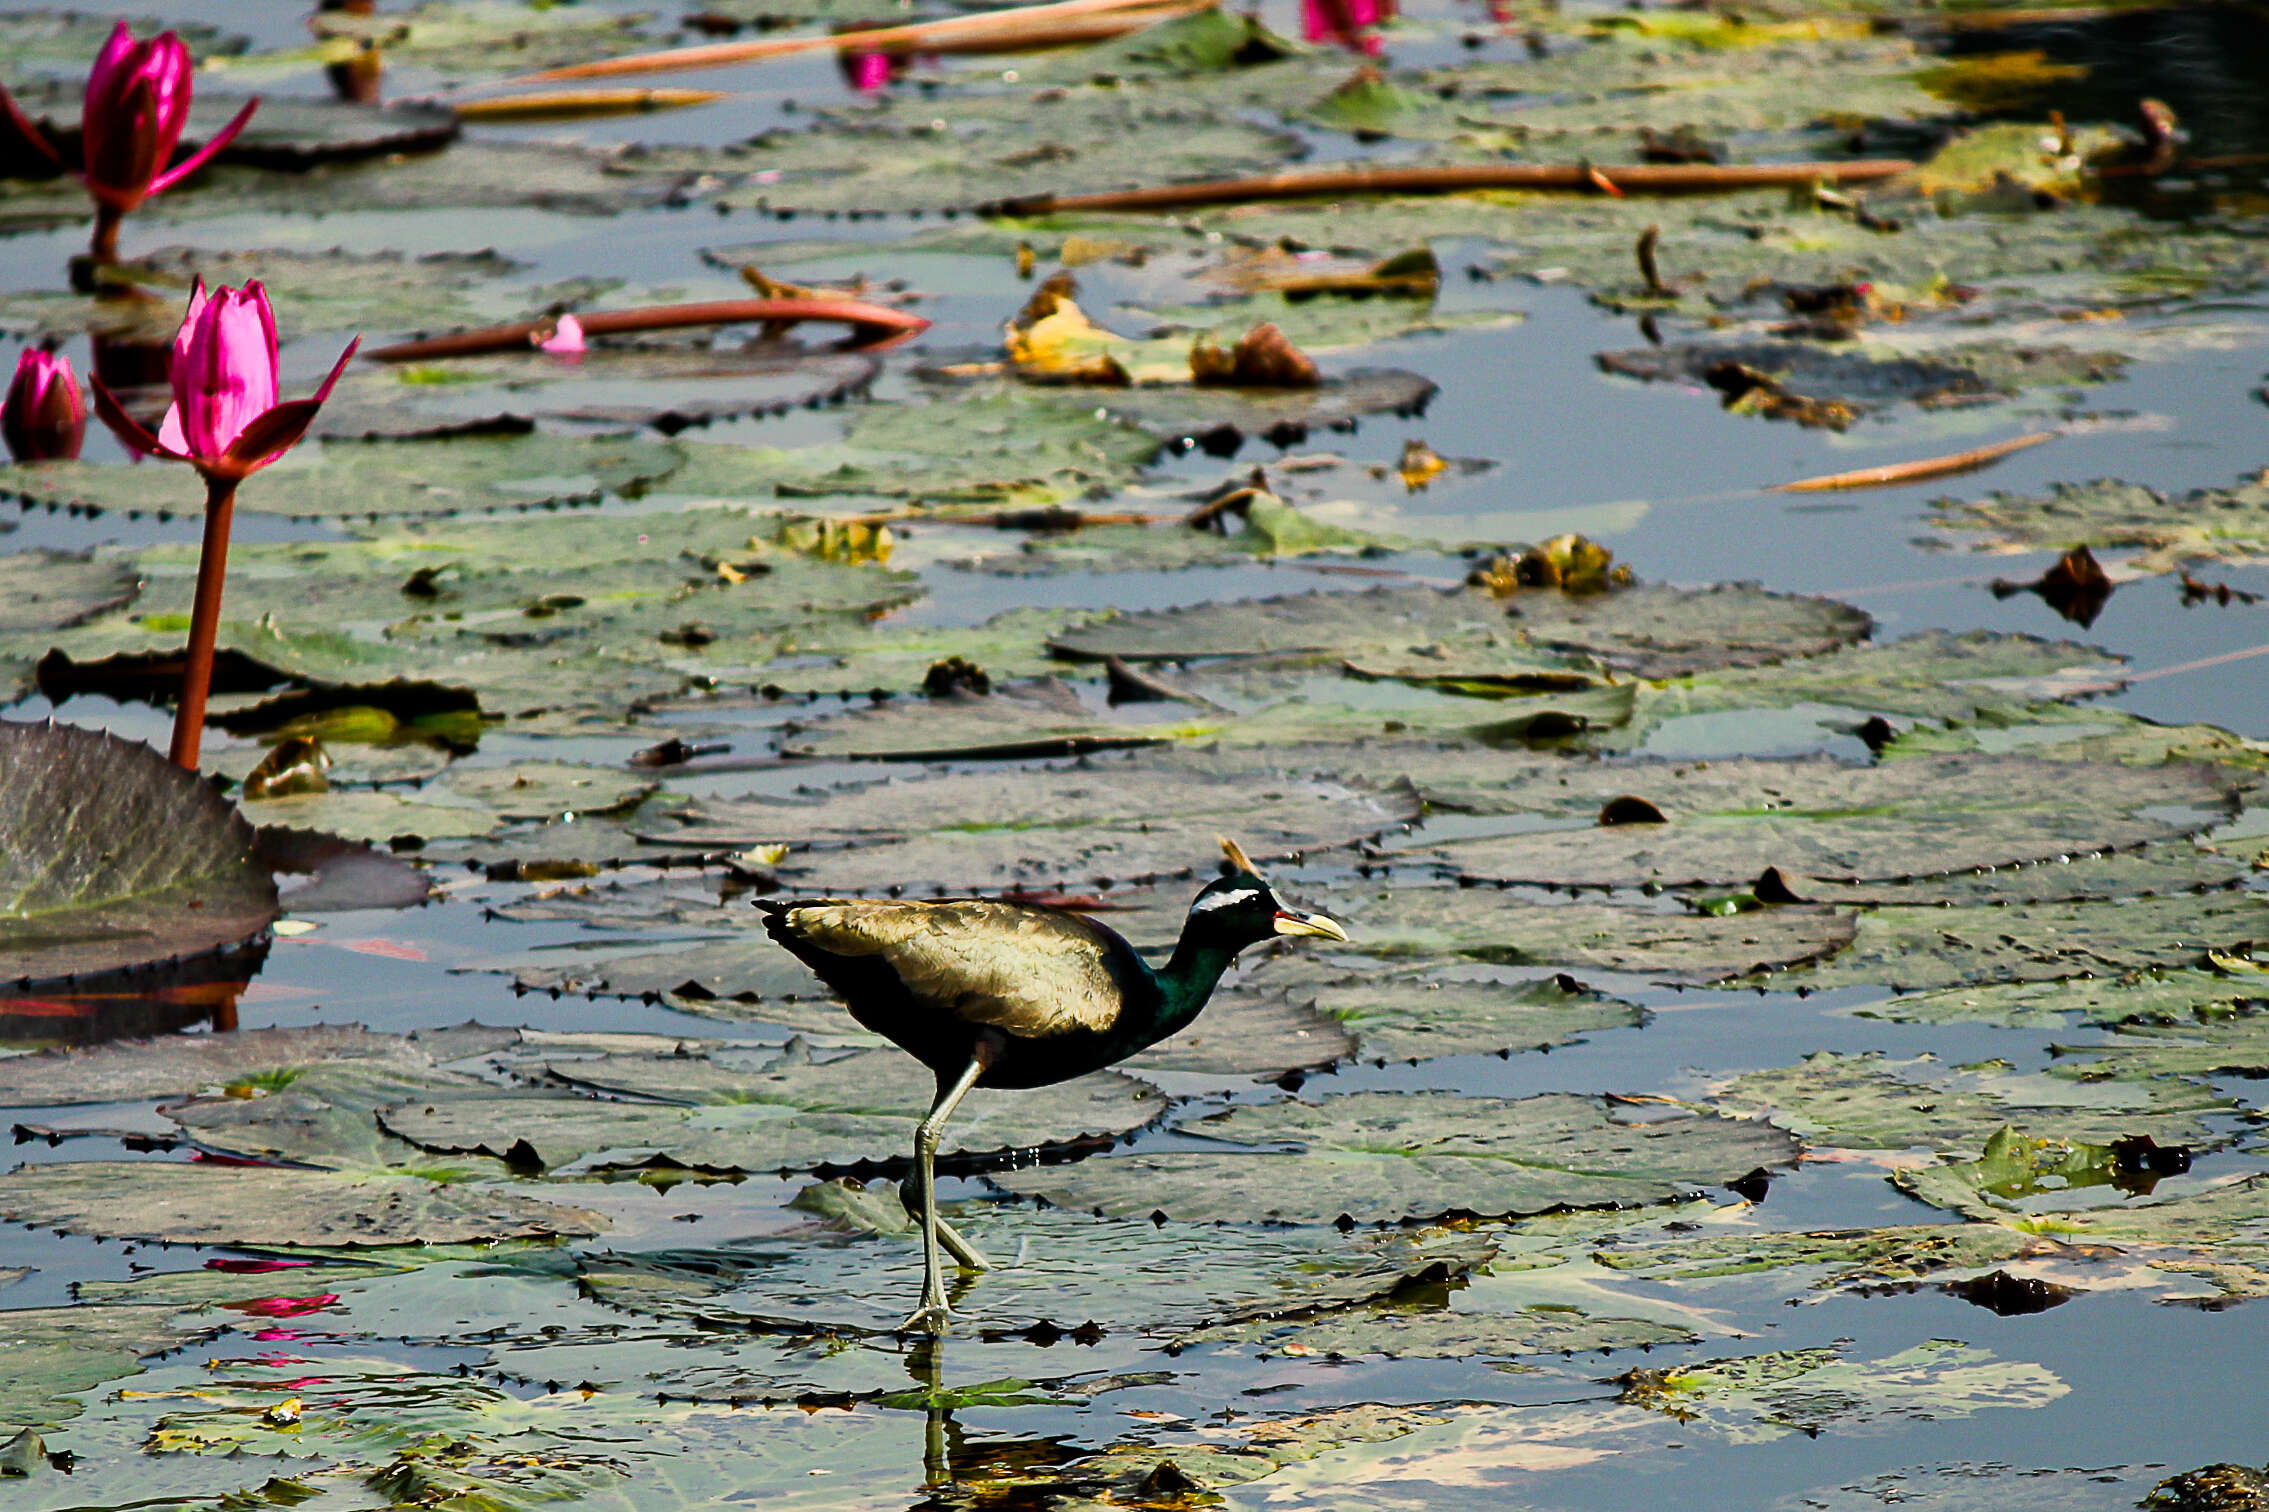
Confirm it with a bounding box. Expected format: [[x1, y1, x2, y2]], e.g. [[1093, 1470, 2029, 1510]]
[[1130, 935, 1245, 1049]]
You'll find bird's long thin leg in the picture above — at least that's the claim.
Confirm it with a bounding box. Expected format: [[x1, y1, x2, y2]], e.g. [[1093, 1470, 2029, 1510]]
[[903, 1041, 994, 1335]]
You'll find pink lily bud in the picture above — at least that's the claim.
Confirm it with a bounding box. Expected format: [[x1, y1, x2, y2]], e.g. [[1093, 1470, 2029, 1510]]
[[843, 49, 897, 93], [89, 278, 360, 486], [0, 20, 259, 222], [0, 346, 87, 462], [535, 312, 586, 356]]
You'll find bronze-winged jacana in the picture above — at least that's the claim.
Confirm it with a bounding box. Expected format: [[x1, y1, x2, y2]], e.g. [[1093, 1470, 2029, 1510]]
[[756, 837, 1350, 1333]]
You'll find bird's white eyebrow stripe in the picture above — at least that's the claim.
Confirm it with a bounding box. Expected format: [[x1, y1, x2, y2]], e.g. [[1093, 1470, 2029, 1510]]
[[1192, 887, 1259, 913]]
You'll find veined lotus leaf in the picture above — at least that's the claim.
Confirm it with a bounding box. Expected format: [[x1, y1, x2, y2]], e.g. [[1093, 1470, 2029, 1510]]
[[1121, 989, 1354, 1077], [961, 497, 1425, 577], [1891, 1126, 2185, 1222], [1859, 968, 2269, 1030], [1177, 1302, 1694, 1359], [776, 678, 1170, 762], [1798, 891, 2269, 991], [442, 763, 656, 822], [236, 789, 498, 846], [1628, 629, 2122, 734], [0, 722, 279, 987], [200, 95, 461, 169], [2045, 1008, 2269, 1091], [994, 1091, 1797, 1223], [1299, 882, 1855, 983], [0, 1161, 606, 1246], [1597, 338, 2122, 422], [0, 13, 243, 81], [739, 606, 1080, 695], [1775, 843, 2257, 910], [684, 0, 954, 27], [0, 1304, 220, 1432], [1886, 707, 2269, 780], [640, 758, 1415, 881], [1942, 1172, 2269, 1256], [1050, 582, 1870, 679], [1615, 1340, 2065, 1445], [1592, 1224, 2028, 1289], [1071, 368, 1438, 451], [1232, 953, 1641, 1062], [295, 0, 655, 79], [1712, 1050, 2232, 1153], [661, 389, 1160, 507], [1931, 472, 2269, 572], [0, 433, 685, 520], [1023, 6, 1305, 82], [163, 1061, 498, 1173], [0, 550, 137, 632], [381, 1042, 1165, 1172], [182, 140, 706, 222], [0, 247, 523, 345], [706, 87, 1305, 215], [560, 1223, 1495, 1348], [1139, 289, 1522, 356], [0, 1023, 421, 1106], [74, 1261, 406, 1309], [315, 349, 878, 439], [26, 509, 920, 717], [1430, 753, 2235, 889]]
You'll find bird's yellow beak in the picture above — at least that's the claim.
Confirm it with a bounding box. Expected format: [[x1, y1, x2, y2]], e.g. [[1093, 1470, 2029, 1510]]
[[1273, 906, 1350, 942]]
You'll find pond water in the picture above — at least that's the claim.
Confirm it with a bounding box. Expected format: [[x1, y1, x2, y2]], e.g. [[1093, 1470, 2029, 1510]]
[[2, 0, 2269, 1507]]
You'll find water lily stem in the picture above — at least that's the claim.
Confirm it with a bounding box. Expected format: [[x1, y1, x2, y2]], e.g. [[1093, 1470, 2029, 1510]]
[[89, 205, 121, 265], [170, 474, 237, 771]]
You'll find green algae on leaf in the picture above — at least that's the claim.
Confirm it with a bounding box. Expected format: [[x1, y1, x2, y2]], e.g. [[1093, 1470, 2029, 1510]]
[[1, 432, 684, 521], [0, 1162, 605, 1246], [1713, 1051, 2232, 1153], [0, 722, 279, 987], [1051, 582, 1870, 680], [994, 1090, 1796, 1223], [382, 1041, 1164, 1172], [1616, 1339, 2066, 1444], [1432, 752, 2236, 889], [0, 1305, 220, 1433], [1232, 954, 1642, 1062], [1931, 470, 2269, 572]]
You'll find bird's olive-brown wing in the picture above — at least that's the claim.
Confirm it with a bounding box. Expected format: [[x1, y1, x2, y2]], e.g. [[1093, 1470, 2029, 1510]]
[[778, 901, 1123, 1038]]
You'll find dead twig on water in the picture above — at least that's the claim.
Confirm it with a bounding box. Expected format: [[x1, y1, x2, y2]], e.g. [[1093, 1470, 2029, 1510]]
[[1769, 431, 2056, 493], [366, 298, 930, 360], [515, 0, 1206, 82], [978, 159, 1914, 216]]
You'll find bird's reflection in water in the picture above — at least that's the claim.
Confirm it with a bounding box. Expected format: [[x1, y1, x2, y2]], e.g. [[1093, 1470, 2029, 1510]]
[[901, 1334, 1088, 1511]]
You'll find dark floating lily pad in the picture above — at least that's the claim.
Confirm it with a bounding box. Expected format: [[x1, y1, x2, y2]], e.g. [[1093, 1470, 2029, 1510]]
[[0, 1304, 221, 1434], [0, 433, 686, 519], [995, 1090, 1798, 1223], [1050, 582, 1871, 680], [317, 349, 879, 439], [1231, 954, 1643, 1062], [1430, 752, 2236, 888], [0, 722, 279, 987], [0, 549, 136, 633], [1932, 471, 2269, 573], [0, 1023, 430, 1106], [0, 1161, 606, 1246], [1597, 338, 2123, 426], [382, 1040, 1166, 1172]]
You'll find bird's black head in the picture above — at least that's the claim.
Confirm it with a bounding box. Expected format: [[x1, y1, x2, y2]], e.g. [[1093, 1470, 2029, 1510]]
[[1182, 840, 1350, 952]]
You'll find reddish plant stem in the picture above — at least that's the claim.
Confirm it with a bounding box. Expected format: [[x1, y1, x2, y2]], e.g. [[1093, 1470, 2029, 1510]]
[[89, 204, 121, 265], [170, 474, 237, 771]]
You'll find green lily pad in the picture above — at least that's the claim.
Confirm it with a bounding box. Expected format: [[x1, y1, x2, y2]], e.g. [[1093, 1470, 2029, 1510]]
[[164, 1060, 498, 1173], [1616, 1340, 2066, 1444], [1, 432, 686, 521], [2047, 1008, 2269, 1089], [1598, 337, 2123, 423], [708, 86, 1304, 215], [0, 1161, 606, 1246], [1051, 581, 1870, 680], [0, 549, 137, 632], [0, 1023, 447, 1106], [1593, 1223, 2028, 1289], [0, 1305, 220, 1433], [1232, 954, 1642, 1062], [1932, 471, 2269, 572], [1859, 967, 2269, 1030], [296, 0, 655, 80], [1431, 752, 2235, 888], [994, 1090, 1797, 1223], [1798, 890, 2269, 991], [0, 721, 279, 987], [0, 13, 244, 83], [316, 349, 879, 440], [186, 139, 705, 223], [381, 1041, 1166, 1172], [443, 762, 656, 822], [1178, 1301, 1695, 1359], [1712, 1050, 2232, 1153]]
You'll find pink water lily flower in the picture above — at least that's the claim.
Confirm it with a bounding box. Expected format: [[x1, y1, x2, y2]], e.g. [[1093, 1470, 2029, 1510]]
[[91, 279, 359, 485], [0, 346, 87, 462], [0, 21, 259, 255], [534, 311, 586, 357]]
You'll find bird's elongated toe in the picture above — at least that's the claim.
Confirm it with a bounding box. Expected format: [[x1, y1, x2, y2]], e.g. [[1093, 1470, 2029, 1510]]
[[900, 1300, 955, 1335]]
